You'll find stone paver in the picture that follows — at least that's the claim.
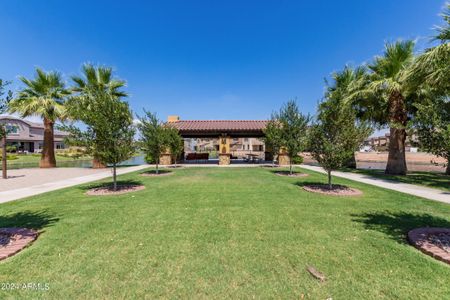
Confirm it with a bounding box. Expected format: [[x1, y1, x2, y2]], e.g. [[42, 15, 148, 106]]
[[408, 228, 450, 265], [0, 165, 150, 204], [0, 228, 38, 261], [299, 164, 450, 204]]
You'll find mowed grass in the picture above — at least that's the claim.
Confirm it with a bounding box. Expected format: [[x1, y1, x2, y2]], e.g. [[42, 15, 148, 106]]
[[0, 167, 449, 299], [6, 154, 92, 169]]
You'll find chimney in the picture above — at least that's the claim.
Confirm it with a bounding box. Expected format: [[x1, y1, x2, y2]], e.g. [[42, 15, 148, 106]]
[[167, 115, 180, 123]]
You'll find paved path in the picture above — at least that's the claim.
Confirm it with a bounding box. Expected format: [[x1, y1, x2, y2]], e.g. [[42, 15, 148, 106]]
[[300, 164, 450, 204], [0, 165, 150, 204]]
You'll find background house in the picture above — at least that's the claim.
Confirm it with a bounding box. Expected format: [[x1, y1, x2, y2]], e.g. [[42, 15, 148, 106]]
[[0, 116, 68, 153]]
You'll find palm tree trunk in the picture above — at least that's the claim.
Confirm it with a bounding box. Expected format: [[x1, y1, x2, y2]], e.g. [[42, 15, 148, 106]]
[[385, 91, 407, 175], [40, 118, 57, 168], [92, 155, 106, 169]]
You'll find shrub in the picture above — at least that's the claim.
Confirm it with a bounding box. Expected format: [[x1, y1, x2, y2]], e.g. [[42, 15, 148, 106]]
[[291, 155, 304, 164], [6, 145, 17, 153], [6, 154, 18, 160]]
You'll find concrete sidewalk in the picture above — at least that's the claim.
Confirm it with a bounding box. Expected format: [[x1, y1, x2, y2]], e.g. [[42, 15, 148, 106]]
[[299, 164, 450, 204], [0, 165, 150, 204]]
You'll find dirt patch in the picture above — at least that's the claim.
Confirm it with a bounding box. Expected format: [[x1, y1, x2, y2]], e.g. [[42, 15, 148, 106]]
[[0, 228, 38, 261], [303, 184, 362, 196], [408, 227, 450, 265], [86, 184, 145, 196], [140, 170, 173, 177], [274, 171, 309, 177]]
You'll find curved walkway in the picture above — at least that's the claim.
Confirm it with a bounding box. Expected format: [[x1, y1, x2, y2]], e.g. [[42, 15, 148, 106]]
[[0, 165, 150, 204], [300, 164, 450, 204]]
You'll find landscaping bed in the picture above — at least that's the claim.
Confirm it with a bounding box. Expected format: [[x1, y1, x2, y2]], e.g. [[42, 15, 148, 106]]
[[303, 184, 362, 196]]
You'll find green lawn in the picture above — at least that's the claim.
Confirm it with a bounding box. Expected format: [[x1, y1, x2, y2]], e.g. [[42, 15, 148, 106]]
[[342, 168, 450, 192], [6, 154, 92, 169], [0, 167, 449, 299]]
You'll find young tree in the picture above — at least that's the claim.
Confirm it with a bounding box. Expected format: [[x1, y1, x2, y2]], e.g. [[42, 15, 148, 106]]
[[347, 41, 419, 175], [62, 92, 135, 190], [321, 66, 373, 168], [137, 111, 168, 174], [309, 98, 370, 189], [166, 126, 184, 167], [69, 64, 128, 168], [414, 97, 450, 175], [275, 100, 310, 174], [9, 69, 69, 168], [263, 114, 283, 167], [0, 79, 13, 179]]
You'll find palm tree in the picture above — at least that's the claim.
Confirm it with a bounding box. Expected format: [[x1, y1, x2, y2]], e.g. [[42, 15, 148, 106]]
[[9, 68, 69, 168], [404, 4, 449, 97], [348, 41, 417, 175], [68, 64, 128, 168]]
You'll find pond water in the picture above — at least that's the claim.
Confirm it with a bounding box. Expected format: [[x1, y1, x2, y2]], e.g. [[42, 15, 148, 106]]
[[6, 155, 147, 169]]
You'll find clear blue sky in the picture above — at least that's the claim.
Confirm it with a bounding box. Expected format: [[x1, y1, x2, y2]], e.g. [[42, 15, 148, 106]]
[[0, 0, 446, 121]]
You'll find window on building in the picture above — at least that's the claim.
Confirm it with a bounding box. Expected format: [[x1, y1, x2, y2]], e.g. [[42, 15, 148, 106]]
[[6, 124, 19, 134]]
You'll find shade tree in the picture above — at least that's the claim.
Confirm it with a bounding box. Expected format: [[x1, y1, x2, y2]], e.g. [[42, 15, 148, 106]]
[[309, 95, 371, 189], [62, 92, 135, 190], [263, 113, 283, 167], [137, 111, 169, 174]]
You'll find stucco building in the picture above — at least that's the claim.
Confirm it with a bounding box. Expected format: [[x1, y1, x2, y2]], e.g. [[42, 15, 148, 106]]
[[0, 116, 68, 153]]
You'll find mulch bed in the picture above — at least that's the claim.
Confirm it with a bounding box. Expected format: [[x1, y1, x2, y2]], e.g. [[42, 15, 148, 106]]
[[140, 170, 173, 177], [274, 171, 309, 177], [408, 228, 450, 265], [0, 228, 38, 261], [86, 184, 145, 196], [303, 184, 362, 196]]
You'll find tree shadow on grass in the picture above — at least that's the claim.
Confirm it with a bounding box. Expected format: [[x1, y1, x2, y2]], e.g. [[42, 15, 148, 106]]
[[79, 179, 144, 192], [140, 169, 172, 175], [352, 211, 450, 243], [0, 211, 59, 231]]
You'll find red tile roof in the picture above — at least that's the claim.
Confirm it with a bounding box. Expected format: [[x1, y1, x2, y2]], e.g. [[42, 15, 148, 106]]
[[169, 120, 268, 132]]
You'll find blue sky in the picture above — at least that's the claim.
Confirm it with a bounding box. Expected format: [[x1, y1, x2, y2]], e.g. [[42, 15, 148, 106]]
[[0, 0, 446, 124]]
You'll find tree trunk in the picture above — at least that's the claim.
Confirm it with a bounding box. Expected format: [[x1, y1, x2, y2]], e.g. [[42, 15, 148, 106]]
[[446, 159, 450, 175], [327, 170, 332, 190], [2, 135, 7, 179], [289, 159, 293, 175], [345, 152, 357, 169], [40, 118, 57, 168], [385, 91, 408, 175], [92, 155, 106, 169], [113, 163, 117, 191], [156, 159, 159, 175]]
